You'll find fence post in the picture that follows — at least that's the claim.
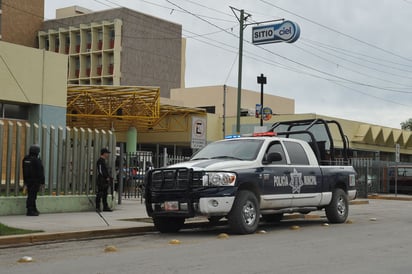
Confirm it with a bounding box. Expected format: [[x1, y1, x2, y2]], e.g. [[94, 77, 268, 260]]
[[0, 121, 4, 192], [5, 121, 14, 196], [163, 147, 168, 167], [56, 126, 64, 196], [86, 128, 93, 195], [72, 127, 79, 194], [41, 125, 48, 195], [48, 125, 55, 195], [64, 127, 71, 195], [14, 122, 23, 196]]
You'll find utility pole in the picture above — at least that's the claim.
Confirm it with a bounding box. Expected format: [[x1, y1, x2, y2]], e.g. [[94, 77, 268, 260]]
[[231, 7, 251, 134], [223, 84, 227, 138]]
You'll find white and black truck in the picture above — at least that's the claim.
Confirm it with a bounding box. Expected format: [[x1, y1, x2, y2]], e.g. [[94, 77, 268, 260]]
[[145, 119, 357, 234]]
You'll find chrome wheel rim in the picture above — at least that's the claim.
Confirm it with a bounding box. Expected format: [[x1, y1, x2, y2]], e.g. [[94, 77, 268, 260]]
[[242, 201, 257, 225], [337, 196, 346, 216]]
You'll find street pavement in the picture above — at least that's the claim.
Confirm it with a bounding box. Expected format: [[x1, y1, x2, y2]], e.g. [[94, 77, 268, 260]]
[[0, 194, 410, 248]]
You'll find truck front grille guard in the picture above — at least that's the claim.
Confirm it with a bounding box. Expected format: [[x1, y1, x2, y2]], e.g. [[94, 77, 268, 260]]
[[150, 168, 204, 191]]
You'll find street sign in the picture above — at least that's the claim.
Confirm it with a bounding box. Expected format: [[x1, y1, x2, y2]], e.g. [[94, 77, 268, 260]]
[[395, 143, 400, 163], [262, 107, 272, 121], [252, 20, 300, 45]]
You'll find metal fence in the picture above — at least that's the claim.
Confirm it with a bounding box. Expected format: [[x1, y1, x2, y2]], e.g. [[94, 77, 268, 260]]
[[0, 120, 116, 197], [350, 158, 409, 198], [116, 151, 190, 201], [1, 119, 409, 200]]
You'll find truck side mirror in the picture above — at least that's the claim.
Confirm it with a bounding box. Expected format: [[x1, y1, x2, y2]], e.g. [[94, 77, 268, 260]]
[[263, 152, 283, 164]]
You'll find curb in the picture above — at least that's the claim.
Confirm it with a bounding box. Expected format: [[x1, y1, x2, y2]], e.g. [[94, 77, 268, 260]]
[[367, 195, 412, 201], [0, 225, 155, 248]]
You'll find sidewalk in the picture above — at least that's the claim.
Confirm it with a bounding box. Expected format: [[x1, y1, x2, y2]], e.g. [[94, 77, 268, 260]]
[[0, 198, 155, 247], [0, 194, 409, 248]]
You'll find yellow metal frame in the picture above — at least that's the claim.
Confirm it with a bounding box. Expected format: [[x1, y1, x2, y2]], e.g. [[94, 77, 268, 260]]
[[67, 85, 206, 132]]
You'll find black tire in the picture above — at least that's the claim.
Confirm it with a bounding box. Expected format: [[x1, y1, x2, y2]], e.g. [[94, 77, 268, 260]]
[[153, 217, 185, 233], [228, 190, 260, 234], [325, 188, 348, 223], [261, 213, 283, 223]]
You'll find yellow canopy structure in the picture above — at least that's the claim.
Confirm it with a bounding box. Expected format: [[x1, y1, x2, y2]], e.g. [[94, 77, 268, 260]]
[[66, 85, 205, 132]]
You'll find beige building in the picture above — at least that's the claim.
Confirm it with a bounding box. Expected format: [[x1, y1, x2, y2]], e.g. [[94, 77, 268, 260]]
[[39, 6, 183, 97], [170, 85, 294, 117], [0, 0, 44, 48], [0, 41, 67, 126]]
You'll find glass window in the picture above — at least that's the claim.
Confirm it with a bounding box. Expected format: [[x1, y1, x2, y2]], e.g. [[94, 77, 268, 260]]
[[0, 103, 29, 120], [283, 141, 309, 165], [266, 141, 287, 164], [191, 139, 264, 161]]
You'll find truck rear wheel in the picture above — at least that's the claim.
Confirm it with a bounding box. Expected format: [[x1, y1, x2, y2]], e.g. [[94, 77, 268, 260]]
[[325, 188, 348, 223], [228, 190, 260, 234], [153, 217, 185, 233]]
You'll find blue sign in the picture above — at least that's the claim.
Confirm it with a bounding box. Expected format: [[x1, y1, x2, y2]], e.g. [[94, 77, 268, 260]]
[[252, 20, 300, 45]]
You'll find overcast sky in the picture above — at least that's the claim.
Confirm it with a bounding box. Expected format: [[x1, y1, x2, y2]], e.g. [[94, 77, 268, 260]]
[[45, 0, 412, 129]]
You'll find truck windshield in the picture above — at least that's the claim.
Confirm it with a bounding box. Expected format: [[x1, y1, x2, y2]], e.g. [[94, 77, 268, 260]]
[[191, 139, 264, 161]]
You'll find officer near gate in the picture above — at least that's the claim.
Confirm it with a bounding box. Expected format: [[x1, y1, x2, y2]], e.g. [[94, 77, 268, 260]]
[[22, 144, 45, 216], [96, 148, 113, 212]]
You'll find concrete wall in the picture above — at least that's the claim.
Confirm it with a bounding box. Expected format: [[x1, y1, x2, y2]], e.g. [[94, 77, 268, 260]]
[[1, 0, 44, 48], [0, 195, 115, 216], [0, 41, 68, 108]]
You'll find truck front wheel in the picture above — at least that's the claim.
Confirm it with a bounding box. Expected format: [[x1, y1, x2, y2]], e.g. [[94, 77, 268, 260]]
[[228, 190, 260, 234], [325, 188, 348, 223], [153, 217, 185, 233]]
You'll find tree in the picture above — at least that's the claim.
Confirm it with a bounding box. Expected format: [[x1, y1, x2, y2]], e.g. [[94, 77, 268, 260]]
[[400, 118, 412, 131]]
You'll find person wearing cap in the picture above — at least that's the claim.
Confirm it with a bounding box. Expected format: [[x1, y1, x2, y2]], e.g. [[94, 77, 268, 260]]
[[96, 148, 113, 212], [22, 144, 45, 216]]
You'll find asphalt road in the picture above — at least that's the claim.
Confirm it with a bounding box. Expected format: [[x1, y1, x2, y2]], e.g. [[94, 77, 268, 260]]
[[1, 199, 411, 274]]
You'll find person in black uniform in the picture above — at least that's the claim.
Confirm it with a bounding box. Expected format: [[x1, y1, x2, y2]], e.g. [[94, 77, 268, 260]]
[[22, 144, 45, 216], [96, 148, 113, 212]]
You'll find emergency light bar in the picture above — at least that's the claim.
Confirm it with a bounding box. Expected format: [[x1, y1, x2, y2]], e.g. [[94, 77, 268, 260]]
[[225, 132, 277, 139], [252, 132, 277, 137]]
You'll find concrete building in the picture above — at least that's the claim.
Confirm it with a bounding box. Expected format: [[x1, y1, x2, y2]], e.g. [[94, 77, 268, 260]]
[[0, 41, 67, 127], [39, 7, 183, 97], [0, 0, 44, 48]]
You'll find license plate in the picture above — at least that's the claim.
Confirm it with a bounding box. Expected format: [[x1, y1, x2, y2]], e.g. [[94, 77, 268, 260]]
[[164, 201, 179, 211]]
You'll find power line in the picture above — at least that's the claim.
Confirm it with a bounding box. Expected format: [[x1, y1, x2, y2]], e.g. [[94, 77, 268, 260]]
[[302, 38, 412, 69], [259, 0, 412, 63]]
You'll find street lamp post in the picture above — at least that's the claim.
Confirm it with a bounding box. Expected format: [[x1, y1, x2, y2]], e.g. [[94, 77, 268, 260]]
[[257, 74, 267, 126]]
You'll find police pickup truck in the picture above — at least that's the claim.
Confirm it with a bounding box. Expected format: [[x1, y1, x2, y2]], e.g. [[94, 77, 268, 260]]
[[145, 119, 357, 234]]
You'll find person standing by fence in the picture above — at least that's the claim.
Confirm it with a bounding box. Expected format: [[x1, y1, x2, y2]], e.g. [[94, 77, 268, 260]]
[[22, 144, 45, 216], [96, 148, 113, 212]]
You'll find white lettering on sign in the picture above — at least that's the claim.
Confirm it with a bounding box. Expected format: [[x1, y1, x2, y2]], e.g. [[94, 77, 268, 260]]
[[273, 168, 317, 194]]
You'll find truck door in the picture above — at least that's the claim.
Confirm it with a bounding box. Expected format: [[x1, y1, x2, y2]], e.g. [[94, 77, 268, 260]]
[[260, 141, 292, 209], [282, 140, 323, 207]]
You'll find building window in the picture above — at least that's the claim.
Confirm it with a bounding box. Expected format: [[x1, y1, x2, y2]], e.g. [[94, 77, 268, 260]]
[[199, 106, 215, 114], [0, 102, 29, 120]]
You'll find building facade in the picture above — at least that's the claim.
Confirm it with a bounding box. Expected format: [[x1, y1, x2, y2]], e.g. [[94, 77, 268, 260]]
[[0, 0, 44, 48], [39, 7, 183, 97], [0, 41, 67, 127]]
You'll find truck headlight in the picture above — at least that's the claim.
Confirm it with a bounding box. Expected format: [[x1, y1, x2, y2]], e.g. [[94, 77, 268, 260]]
[[202, 172, 236, 186]]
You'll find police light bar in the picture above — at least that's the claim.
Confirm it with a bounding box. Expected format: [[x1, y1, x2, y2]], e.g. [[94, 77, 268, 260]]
[[225, 134, 241, 139], [252, 132, 277, 137]]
